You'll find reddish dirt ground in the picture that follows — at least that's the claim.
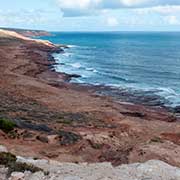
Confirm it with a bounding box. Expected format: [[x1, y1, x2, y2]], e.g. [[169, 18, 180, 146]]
[[0, 29, 180, 167]]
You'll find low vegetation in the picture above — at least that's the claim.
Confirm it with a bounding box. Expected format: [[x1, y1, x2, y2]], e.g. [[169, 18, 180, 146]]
[[149, 136, 163, 143], [0, 117, 16, 133], [59, 130, 82, 145], [0, 152, 48, 176]]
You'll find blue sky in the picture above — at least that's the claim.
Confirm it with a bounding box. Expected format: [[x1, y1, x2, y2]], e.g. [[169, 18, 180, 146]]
[[1, 0, 180, 31]]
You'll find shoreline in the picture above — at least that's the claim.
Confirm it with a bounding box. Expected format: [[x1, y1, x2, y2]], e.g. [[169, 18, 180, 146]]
[[52, 50, 180, 116], [50, 40, 180, 115], [0, 29, 180, 168]]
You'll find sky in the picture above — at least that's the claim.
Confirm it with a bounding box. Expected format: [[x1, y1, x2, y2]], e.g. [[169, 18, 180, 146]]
[[1, 0, 180, 31]]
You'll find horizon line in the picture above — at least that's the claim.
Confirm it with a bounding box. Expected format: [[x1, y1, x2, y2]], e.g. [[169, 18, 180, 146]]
[[1, 26, 180, 33]]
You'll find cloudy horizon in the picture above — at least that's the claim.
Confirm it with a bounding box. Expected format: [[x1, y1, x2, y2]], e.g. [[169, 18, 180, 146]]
[[1, 0, 180, 31]]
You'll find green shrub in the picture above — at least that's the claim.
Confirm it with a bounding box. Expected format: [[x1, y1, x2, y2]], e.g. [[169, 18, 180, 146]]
[[91, 143, 103, 149], [0, 152, 17, 165], [149, 136, 163, 143], [0, 152, 48, 176], [59, 130, 81, 145], [0, 118, 16, 133], [8, 162, 44, 174]]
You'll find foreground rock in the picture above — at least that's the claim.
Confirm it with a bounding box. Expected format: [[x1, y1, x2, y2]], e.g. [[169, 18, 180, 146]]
[[0, 145, 179, 180], [4, 159, 180, 180]]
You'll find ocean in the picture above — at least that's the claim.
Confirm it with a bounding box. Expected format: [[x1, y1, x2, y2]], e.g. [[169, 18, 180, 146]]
[[40, 32, 180, 108]]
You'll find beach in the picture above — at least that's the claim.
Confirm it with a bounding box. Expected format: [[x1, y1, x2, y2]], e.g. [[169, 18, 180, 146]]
[[0, 28, 180, 172]]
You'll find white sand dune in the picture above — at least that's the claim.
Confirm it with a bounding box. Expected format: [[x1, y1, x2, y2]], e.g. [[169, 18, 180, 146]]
[[0, 29, 55, 47]]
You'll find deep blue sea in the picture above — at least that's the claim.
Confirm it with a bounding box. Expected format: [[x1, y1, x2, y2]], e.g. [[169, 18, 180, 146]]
[[40, 32, 180, 108]]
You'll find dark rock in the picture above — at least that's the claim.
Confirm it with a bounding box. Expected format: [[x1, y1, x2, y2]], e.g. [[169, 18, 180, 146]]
[[120, 111, 145, 118], [12, 119, 52, 133], [165, 115, 177, 122], [69, 74, 81, 78], [174, 106, 180, 113], [87, 139, 103, 149], [36, 135, 48, 143], [59, 130, 82, 146], [99, 148, 132, 166], [63, 74, 81, 82], [22, 131, 35, 140]]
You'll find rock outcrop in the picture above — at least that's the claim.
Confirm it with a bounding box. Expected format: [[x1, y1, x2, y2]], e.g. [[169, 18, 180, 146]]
[[0, 145, 180, 180]]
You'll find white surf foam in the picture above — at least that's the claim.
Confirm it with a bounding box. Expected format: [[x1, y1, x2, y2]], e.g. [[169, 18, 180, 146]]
[[70, 62, 82, 69], [67, 45, 79, 48], [85, 67, 98, 73]]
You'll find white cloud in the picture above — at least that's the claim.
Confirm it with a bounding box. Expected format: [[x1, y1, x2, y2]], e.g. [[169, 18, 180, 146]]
[[56, 0, 103, 16], [135, 5, 180, 15], [134, 5, 180, 26], [58, 0, 102, 9], [120, 0, 150, 7], [0, 9, 51, 26], [106, 17, 119, 26], [164, 15, 180, 25], [56, 0, 180, 17]]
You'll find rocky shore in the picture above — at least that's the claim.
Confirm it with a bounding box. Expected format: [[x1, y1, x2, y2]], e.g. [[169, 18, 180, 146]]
[[0, 28, 180, 179]]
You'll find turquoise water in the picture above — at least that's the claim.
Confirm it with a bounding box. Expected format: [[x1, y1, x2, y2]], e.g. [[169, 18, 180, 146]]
[[41, 32, 180, 108]]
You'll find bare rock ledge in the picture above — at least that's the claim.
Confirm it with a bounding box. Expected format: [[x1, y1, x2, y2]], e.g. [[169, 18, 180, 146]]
[[0, 144, 179, 180]]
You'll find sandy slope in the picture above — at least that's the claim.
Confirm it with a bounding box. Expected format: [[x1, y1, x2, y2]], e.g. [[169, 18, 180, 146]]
[[0, 29, 55, 47]]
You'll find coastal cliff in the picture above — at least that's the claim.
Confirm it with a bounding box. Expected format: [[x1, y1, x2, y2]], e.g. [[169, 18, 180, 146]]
[[0, 29, 180, 178]]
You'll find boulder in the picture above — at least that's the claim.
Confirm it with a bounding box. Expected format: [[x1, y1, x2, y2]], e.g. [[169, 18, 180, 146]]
[[36, 135, 48, 143], [0, 145, 8, 153], [47, 135, 59, 144], [9, 172, 24, 180], [0, 167, 8, 180], [24, 171, 45, 180], [59, 131, 82, 145]]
